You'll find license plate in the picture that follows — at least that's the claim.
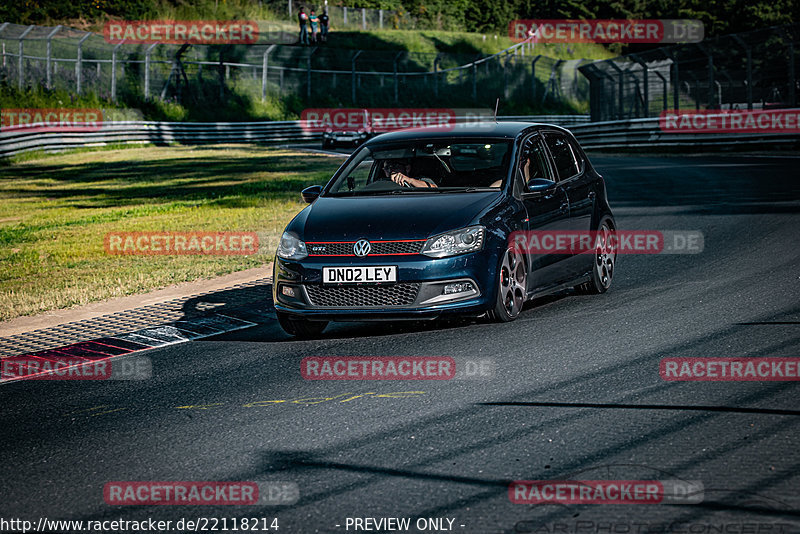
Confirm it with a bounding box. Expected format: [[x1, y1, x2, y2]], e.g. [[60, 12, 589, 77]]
[[322, 266, 397, 284]]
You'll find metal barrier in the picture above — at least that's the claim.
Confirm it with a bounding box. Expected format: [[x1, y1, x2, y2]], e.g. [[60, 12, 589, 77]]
[[2, 113, 798, 158], [570, 117, 800, 150], [0, 120, 316, 157], [0, 115, 589, 157]]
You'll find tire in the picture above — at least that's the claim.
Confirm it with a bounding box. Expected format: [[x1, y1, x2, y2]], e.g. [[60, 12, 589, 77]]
[[276, 312, 328, 338], [488, 246, 527, 322], [577, 216, 617, 294]]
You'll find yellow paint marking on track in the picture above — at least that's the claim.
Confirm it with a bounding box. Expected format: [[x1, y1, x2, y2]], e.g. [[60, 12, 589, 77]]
[[61, 391, 427, 417], [374, 391, 426, 398], [175, 403, 225, 410], [338, 393, 377, 402], [90, 408, 126, 417], [291, 393, 363, 405], [242, 400, 287, 408], [64, 405, 111, 416]]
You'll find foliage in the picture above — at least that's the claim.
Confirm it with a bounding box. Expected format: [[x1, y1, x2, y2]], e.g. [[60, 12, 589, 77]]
[[1, 0, 795, 36]]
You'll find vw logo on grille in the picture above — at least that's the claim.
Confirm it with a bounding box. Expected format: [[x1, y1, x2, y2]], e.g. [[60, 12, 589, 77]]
[[353, 239, 371, 257]]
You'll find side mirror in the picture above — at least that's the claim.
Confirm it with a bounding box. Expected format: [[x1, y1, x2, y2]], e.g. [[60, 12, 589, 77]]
[[526, 178, 557, 194], [301, 185, 322, 203]]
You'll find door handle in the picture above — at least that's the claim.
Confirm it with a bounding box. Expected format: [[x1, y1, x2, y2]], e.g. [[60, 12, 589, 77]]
[[559, 202, 568, 212], [587, 191, 596, 199]]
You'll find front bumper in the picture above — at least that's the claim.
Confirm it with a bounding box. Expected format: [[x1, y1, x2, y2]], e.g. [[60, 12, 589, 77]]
[[272, 253, 497, 321]]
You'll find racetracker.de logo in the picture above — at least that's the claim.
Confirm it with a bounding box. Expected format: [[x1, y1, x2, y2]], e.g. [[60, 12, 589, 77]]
[[104, 232, 258, 256], [660, 109, 800, 133], [661, 357, 800, 381], [301, 357, 456, 380], [509, 230, 704, 255], [103, 20, 258, 44], [103, 481, 298, 505], [509, 19, 703, 43], [1, 108, 103, 132], [1, 355, 151, 381], [509, 480, 703, 505], [300, 108, 457, 133]]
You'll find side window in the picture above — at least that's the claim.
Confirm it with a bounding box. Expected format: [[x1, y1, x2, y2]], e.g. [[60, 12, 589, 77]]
[[567, 137, 586, 172], [516, 135, 554, 190], [543, 132, 579, 181], [331, 155, 374, 193]]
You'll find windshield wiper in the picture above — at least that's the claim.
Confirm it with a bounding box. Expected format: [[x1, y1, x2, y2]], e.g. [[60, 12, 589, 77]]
[[390, 188, 445, 193], [449, 187, 498, 192]]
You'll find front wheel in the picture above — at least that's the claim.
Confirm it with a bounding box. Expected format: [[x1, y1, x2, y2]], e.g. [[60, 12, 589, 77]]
[[577, 216, 617, 294], [276, 312, 328, 338], [488, 246, 527, 322]]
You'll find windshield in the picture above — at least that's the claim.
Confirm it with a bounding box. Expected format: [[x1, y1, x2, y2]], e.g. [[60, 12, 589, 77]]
[[325, 139, 512, 195]]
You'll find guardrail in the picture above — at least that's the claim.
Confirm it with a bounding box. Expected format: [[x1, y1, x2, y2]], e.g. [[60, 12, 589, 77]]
[[0, 115, 589, 157], [570, 116, 800, 150], [2, 113, 798, 158], [0, 121, 318, 157]]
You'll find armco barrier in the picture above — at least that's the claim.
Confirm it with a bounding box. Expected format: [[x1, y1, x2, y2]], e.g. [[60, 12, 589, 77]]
[[0, 120, 317, 158], [2, 114, 798, 157], [569, 116, 800, 150], [0, 115, 588, 157]]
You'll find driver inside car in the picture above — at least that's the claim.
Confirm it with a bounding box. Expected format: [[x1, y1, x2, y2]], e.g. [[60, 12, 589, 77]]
[[382, 159, 438, 188]]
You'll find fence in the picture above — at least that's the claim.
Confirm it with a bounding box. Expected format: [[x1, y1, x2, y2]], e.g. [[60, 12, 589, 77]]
[[270, 1, 470, 32], [280, 3, 406, 31], [0, 22, 588, 114], [579, 24, 800, 122]]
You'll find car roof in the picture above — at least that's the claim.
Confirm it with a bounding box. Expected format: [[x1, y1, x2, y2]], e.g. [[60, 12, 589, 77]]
[[364, 121, 570, 145]]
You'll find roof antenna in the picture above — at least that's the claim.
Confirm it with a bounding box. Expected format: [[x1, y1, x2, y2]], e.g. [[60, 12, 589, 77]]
[[493, 98, 500, 123]]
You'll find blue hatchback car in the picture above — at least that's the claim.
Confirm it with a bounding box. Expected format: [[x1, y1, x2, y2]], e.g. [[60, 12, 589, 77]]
[[273, 122, 616, 337]]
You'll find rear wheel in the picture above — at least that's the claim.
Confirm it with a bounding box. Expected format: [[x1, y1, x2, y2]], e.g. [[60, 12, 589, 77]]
[[488, 247, 527, 322], [276, 312, 328, 338], [577, 216, 617, 294]]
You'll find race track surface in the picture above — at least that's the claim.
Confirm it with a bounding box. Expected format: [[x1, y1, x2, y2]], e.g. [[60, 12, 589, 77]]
[[2, 153, 799, 533]]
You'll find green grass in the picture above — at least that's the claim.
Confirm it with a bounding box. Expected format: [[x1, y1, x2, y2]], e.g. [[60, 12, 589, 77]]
[[0, 145, 343, 321]]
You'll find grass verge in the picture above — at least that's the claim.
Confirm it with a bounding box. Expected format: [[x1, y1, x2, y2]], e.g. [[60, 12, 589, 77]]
[[0, 144, 342, 321]]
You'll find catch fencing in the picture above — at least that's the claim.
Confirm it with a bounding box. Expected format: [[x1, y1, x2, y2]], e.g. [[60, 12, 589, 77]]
[[580, 24, 800, 121], [0, 22, 587, 111]]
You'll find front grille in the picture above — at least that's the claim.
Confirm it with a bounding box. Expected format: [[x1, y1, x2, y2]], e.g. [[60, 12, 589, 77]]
[[305, 283, 421, 307], [307, 240, 425, 256]]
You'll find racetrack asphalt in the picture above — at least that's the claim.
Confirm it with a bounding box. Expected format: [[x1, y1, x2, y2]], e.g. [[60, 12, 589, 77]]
[[1, 153, 799, 533]]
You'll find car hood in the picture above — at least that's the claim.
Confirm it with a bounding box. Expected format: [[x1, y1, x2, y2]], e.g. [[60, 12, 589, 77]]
[[295, 192, 501, 241]]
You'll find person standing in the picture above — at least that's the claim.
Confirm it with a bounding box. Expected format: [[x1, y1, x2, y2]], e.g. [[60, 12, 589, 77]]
[[309, 10, 319, 43], [298, 7, 309, 45], [319, 8, 330, 43]]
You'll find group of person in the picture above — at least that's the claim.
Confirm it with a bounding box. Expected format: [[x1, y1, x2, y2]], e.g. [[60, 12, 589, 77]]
[[298, 7, 329, 45]]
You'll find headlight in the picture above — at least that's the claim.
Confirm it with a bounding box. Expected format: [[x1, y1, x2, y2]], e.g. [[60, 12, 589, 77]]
[[276, 231, 308, 260], [421, 226, 485, 258]]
